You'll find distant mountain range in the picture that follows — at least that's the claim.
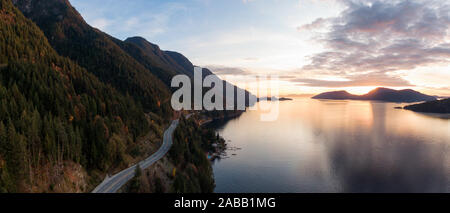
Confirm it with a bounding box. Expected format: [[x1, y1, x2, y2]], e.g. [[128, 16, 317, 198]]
[[312, 87, 437, 103], [404, 98, 450, 113]]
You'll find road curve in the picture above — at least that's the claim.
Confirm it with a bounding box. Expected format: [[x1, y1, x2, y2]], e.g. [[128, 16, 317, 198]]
[[92, 118, 181, 193]]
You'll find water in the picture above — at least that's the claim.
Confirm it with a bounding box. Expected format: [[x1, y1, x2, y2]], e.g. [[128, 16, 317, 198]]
[[211, 98, 450, 193]]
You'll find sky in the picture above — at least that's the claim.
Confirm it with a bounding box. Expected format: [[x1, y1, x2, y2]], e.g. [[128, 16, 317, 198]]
[[70, 0, 450, 96]]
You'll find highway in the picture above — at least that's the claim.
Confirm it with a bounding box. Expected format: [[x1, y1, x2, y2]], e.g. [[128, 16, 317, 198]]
[[92, 118, 181, 193]]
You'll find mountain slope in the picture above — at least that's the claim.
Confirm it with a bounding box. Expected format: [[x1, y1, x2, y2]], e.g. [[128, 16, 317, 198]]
[[12, 0, 172, 116], [312, 87, 436, 103], [125, 37, 195, 75], [404, 98, 450, 113], [110, 36, 179, 86], [360, 88, 436, 102], [118, 36, 257, 109], [312, 90, 358, 100], [120, 37, 221, 82], [0, 0, 152, 192]]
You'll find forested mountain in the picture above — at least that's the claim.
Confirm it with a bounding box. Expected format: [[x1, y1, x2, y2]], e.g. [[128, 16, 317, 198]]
[[119, 36, 257, 110], [11, 0, 255, 114], [1, 0, 256, 193], [12, 0, 172, 116], [0, 0, 151, 192], [110, 36, 179, 86]]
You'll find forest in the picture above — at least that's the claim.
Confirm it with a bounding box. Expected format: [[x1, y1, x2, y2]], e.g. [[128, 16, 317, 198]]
[[169, 116, 219, 193], [0, 0, 154, 192], [0, 0, 230, 193]]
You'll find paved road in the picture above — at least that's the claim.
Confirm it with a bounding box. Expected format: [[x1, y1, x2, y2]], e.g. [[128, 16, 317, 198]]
[[92, 118, 181, 193]]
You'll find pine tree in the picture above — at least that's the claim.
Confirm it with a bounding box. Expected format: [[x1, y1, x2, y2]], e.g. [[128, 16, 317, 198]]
[[0, 122, 6, 156], [128, 164, 142, 193]]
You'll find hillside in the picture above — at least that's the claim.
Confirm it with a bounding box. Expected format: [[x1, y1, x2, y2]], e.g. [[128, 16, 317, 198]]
[[312, 87, 436, 103], [312, 91, 358, 100], [12, 0, 172, 116], [11, 0, 256, 114], [110, 36, 179, 86], [0, 0, 154, 192], [125, 37, 196, 76], [118, 36, 257, 110], [404, 98, 450, 113], [1, 0, 249, 193]]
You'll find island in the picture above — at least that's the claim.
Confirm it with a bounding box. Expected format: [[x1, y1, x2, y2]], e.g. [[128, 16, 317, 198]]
[[258, 97, 293, 101], [404, 98, 450, 113], [278, 97, 293, 101], [312, 87, 437, 103]]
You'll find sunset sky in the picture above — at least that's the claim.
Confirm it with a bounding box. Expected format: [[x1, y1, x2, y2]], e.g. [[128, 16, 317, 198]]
[[70, 0, 450, 96]]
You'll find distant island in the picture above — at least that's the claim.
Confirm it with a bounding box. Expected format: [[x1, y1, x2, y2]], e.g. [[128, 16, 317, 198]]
[[312, 87, 437, 103], [278, 97, 293, 101], [258, 97, 293, 102], [404, 98, 450, 113]]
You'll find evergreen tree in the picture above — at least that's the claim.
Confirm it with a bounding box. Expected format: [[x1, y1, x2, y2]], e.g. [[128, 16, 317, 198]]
[[128, 164, 142, 193]]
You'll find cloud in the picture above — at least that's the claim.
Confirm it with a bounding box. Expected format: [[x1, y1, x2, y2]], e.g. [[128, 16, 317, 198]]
[[297, 18, 328, 31], [300, 0, 450, 82], [278, 75, 297, 79], [292, 72, 412, 87], [90, 18, 111, 31], [206, 65, 254, 76], [243, 57, 259, 61], [73, 1, 187, 40]]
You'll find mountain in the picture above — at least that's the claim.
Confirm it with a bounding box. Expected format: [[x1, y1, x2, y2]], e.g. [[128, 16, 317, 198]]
[[0, 0, 153, 192], [117, 36, 257, 108], [112, 36, 202, 85], [110, 36, 179, 86], [359, 88, 436, 102], [125, 37, 195, 76], [312, 91, 358, 100], [4, 0, 254, 193], [312, 87, 437, 103], [12, 0, 172, 116], [165, 51, 200, 76], [11, 0, 257, 113], [404, 98, 450, 113]]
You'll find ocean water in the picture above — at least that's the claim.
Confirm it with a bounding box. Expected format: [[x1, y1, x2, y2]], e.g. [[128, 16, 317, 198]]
[[211, 98, 450, 192]]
